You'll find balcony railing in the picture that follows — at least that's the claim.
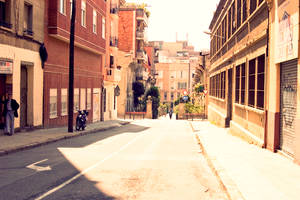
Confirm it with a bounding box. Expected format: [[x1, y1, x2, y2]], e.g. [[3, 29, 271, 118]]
[[0, 20, 12, 29], [110, 37, 118, 47], [106, 68, 121, 82], [136, 9, 148, 26], [136, 30, 144, 40], [110, 4, 119, 14], [136, 50, 146, 61]]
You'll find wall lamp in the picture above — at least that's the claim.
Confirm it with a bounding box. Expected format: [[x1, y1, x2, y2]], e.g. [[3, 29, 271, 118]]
[[203, 31, 224, 39]]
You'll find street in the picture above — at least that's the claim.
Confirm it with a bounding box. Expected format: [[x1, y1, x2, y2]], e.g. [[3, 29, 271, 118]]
[[0, 118, 227, 200]]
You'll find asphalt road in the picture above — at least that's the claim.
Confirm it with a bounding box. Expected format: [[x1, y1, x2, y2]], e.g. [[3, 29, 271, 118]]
[[0, 118, 227, 200]]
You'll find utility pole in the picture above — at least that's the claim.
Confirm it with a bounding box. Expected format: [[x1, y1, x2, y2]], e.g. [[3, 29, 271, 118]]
[[68, 0, 76, 132]]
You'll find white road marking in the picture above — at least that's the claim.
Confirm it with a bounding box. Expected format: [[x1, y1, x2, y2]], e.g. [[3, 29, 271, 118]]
[[34, 132, 146, 200], [26, 159, 52, 172]]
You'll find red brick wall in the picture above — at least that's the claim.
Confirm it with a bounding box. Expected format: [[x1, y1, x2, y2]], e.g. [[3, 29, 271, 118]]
[[44, 0, 104, 127], [48, 0, 106, 54], [118, 10, 135, 53]]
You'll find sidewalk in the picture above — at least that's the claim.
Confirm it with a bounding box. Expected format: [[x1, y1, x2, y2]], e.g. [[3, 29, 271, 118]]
[[0, 119, 132, 156], [190, 120, 300, 200]]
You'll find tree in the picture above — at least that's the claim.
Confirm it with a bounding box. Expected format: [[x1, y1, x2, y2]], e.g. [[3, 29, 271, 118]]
[[132, 82, 145, 108], [145, 86, 160, 119]]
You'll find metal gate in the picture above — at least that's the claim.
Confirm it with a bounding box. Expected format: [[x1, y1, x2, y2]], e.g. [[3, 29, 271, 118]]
[[280, 59, 298, 156]]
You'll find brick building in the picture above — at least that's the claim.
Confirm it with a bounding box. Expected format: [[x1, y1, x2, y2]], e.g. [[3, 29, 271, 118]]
[[102, 0, 125, 121], [153, 41, 199, 105], [0, 0, 44, 131], [43, 0, 106, 127], [118, 5, 149, 112], [208, 0, 268, 147]]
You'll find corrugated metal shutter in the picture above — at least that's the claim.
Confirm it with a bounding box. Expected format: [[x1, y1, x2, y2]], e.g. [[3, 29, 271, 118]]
[[280, 59, 298, 156]]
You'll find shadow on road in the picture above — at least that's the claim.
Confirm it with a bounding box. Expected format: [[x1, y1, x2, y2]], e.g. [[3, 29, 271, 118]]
[[0, 123, 149, 200]]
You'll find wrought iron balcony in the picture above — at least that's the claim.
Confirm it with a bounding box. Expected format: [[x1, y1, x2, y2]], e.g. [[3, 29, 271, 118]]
[[110, 4, 119, 14], [136, 30, 144, 40], [110, 37, 118, 47], [136, 8, 148, 27], [106, 68, 121, 82], [136, 50, 147, 61]]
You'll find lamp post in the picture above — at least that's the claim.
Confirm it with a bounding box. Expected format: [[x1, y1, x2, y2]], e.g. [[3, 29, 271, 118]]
[[68, 0, 76, 132]]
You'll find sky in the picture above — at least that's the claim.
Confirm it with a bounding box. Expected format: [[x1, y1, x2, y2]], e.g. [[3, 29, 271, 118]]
[[125, 0, 220, 51]]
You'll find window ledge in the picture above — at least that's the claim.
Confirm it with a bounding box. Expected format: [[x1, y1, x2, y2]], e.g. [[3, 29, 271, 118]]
[[234, 103, 264, 114], [209, 95, 225, 102], [0, 25, 13, 32]]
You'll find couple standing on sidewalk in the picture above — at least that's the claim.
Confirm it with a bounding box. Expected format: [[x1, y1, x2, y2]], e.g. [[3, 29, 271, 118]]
[[1, 92, 19, 136]]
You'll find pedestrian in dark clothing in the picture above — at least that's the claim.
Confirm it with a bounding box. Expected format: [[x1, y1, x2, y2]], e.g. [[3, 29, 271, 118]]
[[3, 93, 19, 136], [169, 109, 173, 119]]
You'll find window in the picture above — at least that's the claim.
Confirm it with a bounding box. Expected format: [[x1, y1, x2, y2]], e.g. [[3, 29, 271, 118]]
[[102, 17, 105, 39], [228, 8, 232, 38], [24, 3, 33, 35], [170, 71, 176, 78], [74, 88, 79, 112], [235, 65, 240, 103], [248, 58, 256, 107], [177, 92, 180, 99], [59, 0, 66, 14], [49, 89, 57, 118], [231, 2, 236, 34], [0, 0, 11, 28], [237, 0, 241, 29], [93, 9, 97, 33], [81, 1, 86, 27], [103, 88, 106, 112], [250, 0, 257, 15], [70, 0, 73, 18], [80, 88, 86, 110], [247, 54, 265, 109], [164, 92, 167, 100], [158, 71, 163, 78], [171, 92, 174, 101], [210, 72, 225, 99], [61, 88, 68, 116], [241, 63, 246, 104], [257, 55, 265, 109], [87, 88, 91, 110], [110, 56, 114, 68], [178, 82, 187, 89], [242, 0, 247, 22], [235, 63, 246, 104]]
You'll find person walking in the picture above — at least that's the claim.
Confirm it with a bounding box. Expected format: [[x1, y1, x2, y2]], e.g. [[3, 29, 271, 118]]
[[3, 92, 19, 136], [169, 109, 173, 119]]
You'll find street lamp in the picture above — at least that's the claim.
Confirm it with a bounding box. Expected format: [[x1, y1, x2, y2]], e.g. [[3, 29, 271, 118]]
[[203, 31, 224, 39]]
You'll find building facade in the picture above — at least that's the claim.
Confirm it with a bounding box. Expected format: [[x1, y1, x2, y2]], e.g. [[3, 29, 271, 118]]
[[118, 4, 149, 112], [267, 0, 300, 163], [102, 0, 124, 121], [0, 0, 45, 131], [153, 41, 199, 105], [44, 0, 106, 127], [209, 0, 268, 146]]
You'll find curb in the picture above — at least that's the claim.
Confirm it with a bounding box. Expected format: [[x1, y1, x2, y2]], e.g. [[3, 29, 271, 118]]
[[189, 121, 245, 200], [0, 121, 130, 157]]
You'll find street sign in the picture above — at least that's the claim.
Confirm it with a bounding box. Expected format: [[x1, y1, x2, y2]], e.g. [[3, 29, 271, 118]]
[[203, 90, 208, 95], [183, 96, 188, 101]]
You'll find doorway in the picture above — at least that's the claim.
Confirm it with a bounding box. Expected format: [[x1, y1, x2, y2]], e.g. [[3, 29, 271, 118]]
[[20, 65, 28, 128], [226, 68, 233, 127], [0, 75, 6, 129]]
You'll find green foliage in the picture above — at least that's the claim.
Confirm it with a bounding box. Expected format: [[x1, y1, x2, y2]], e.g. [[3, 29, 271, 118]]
[[132, 82, 145, 107], [145, 86, 160, 119], [194, 83, 204, 93], [184, 102, 204, 114], [158, 103, 169, 116]]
